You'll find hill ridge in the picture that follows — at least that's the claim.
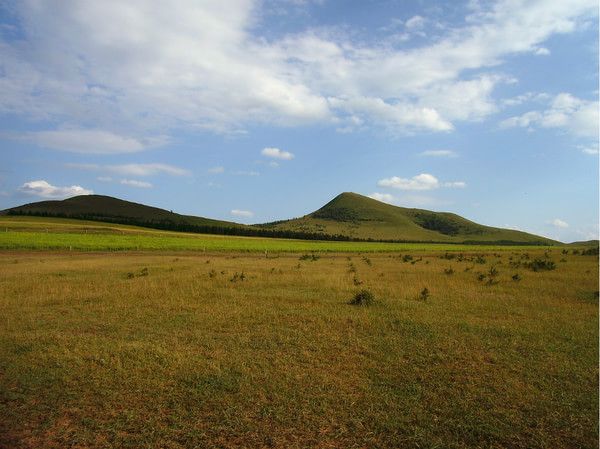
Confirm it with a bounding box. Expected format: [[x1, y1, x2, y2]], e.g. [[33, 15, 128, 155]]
[[1, 192, 557, 245]]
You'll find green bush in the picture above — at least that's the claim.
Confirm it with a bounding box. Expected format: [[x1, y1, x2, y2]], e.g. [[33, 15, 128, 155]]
[[349, 289, 374, 306]]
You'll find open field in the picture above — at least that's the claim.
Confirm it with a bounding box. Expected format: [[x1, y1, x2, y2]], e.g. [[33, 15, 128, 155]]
[[1, 245, 598, 448], [0, 216, 554, 253]]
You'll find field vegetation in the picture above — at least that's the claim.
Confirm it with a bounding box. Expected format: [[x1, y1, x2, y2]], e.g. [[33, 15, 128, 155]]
[[0, 227, 598, 448], [0, 216, 555, 253]]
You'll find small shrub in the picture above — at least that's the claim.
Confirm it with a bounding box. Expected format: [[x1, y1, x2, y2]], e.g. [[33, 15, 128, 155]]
[[475, 256, 486, 264], [348, 263, 356, 273], [402, 255, 413, 263], [581, 247, 599, 256], [208, 269, 217, 278], [512, 273, 521, 282], [126, 272, 135, 279], [139, 267, 149, 277], [349, 289, 374, 306], [476, 273, 486, 282], [299, 254, 320, 261], [419, 288, 430, 301], [362, 256, 372, 266], [444, 268, 454, 275], [488, 266, 499, 278], [353, 276, 363, 286], [230, 272, 246, 282], [525, 258, 556, 272]]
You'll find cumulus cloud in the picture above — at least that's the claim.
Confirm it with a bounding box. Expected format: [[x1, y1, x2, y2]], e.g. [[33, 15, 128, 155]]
[[18, 180, 93, 198], [19, 129, 168, 154], [500, 93, 599, 137], [550, 218, 569, 228], [231, 209, 254, 218], [261, 147, 295, 160], [67, 163, 189, 176], [368, 192, 396, 204], [120, 179, 152, 188], [378, 173, 440, 190], [420, 149, 457, 157], [534, 47, 551, 55], [377, 173, 466, 191], [208, 166, 225, 174], [0, 0, 595, 137]]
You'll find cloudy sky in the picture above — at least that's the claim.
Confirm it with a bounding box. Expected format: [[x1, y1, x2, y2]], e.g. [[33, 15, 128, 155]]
[[0, 0, 598, 242]]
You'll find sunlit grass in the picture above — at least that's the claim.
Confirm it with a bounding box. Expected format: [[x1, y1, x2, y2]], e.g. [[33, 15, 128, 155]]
[[0, 217, 554, 253], [0, 247, 597, 448]]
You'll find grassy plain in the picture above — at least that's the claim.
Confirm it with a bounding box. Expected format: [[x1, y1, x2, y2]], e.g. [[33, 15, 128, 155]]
[[0, 217, 598, 449], [0, 239, 598, 448], [0, 216, 552, 253]]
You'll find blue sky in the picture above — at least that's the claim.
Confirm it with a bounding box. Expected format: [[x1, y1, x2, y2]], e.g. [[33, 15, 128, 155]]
[[0, 0, 598, 242]]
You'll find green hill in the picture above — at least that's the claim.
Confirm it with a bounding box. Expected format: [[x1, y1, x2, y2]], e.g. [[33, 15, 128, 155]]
[[1, 195, 241, 230], [2, 192, 557, 245], [260, 192, 556, 245]]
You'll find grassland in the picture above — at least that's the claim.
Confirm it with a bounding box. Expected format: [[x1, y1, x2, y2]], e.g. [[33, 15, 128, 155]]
[[0, 216, 553, 253], [1, 236, 598, 448]]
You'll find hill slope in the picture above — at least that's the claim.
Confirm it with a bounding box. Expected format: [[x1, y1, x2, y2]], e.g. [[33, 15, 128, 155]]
[[261, 192, 556, 244]]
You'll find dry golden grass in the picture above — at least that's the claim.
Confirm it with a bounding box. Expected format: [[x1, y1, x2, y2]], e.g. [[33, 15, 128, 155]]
[[0, 249, 598, 448]]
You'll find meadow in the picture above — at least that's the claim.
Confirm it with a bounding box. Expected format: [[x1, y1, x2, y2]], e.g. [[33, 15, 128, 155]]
[[0, 216, 551, 253], [0, 217, 598, 448]]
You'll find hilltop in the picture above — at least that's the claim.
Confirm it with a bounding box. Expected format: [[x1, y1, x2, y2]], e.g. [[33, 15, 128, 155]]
[[2, 192, 557, 245]]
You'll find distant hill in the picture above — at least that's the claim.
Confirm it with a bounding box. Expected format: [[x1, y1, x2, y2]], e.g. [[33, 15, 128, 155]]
[[0, 194, 242, 230], [568, 240, 599, 247], [260, 192, 557, 245], [2, 192, 557, 245]]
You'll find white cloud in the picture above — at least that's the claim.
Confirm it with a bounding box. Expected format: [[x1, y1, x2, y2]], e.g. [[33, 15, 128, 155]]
[[231, 170, 259, 176], [368, 192, 396, 204], [18, 180, 93, 198], [268, 161, 280, 168], [208, 166, 225, 174], [0, 0, 595, 137], [442, 181, 467, 188], [420, 149, 457, 157], [261, 147, 295, 160], [97, 176, 113, 182], [405, 15, 426, 30], [67, 163, 189, 177], [534, 47, 551, 55], [378, 173, 466, 191], [580, 144, 599, 155], [550, 218, 569, 228], [20, 129, 168, 154], [231, 209, 254, 218], [378, 173, 440, 191], [120, 179, 152, 188], [500, 93, 599, 137]]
